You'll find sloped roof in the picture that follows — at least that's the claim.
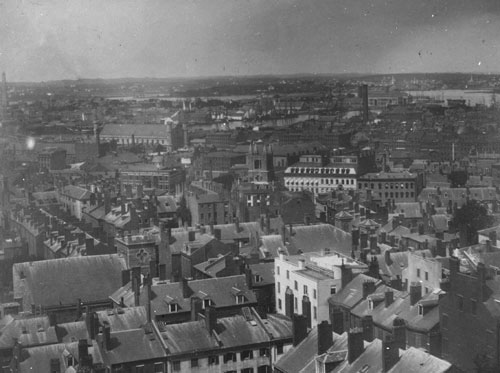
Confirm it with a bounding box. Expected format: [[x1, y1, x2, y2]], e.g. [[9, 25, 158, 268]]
[[387, 346, 451, 373], [260, 234, 287, 257], [329, 274, 381, 309], [61, 185, 92, 201], [275, 329, 347, 373], [13, 255, 127, 307], [158, 309, 292, 355], [110, 275, 256, 317], [394, 202, 423, 219], [287, 224, 352, 257], [18, 341, 103, 373], [100, 123, 170, 138], [95, 306, 147, 331], [431, 214, 449, 232]]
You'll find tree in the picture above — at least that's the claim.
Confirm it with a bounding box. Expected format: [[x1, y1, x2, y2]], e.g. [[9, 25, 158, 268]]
[[451, 199, 494, 246]]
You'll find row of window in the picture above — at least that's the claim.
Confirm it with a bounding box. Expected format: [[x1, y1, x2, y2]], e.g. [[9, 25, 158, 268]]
[[172, 349, 280, 371], [288, 167, 352, 175], [285, 178, 355, 186], [359, 182, 415, 190]]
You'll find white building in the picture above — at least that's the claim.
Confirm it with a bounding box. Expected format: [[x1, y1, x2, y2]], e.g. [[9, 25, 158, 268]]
[[283, 155, 357, 197], [275, 251, 366, 328]]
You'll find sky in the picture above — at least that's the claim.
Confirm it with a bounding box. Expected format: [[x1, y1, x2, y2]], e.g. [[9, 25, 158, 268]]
[[1, 0, 500, 81]]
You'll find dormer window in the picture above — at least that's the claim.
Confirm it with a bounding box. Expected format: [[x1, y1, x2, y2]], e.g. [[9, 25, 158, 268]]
[[169, 303, 178, 312], [203, 298, 212, 308], [368, 299, 374, 310], [254, 274, 262, 283], [236, 294, 246, 304], [418, 304, 423, 315]]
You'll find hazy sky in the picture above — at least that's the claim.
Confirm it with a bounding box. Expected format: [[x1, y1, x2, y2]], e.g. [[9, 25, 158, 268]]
[[1, 0, 500, 81]]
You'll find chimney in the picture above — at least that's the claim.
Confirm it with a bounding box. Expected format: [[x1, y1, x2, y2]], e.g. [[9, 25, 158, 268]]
[[302, 295, 312, 328], [180, 277, 192, 298], [392, 317, 406, 350], [390, 276, 403, 291], [214, 228, 222, 241], [121, 269, 131, 286], [361, 315, 373, 341], [102, 321, 111, 350], [137, 184, 144, 199], [449, 256, 460, 292], [281, 225, 287, 244], [360, 232, 368, 249], [369, 235, 378, 253], [489, 230, 497, 246], [382, 337, 399, 372], [76, 298, 83, 320], [285, 287, 294, 317], [171, 252, 182, 282], [158, 222, 172, 280], [317, 321, 333, 355], [188, 230, 196, 242], [159, 264, 167, 281], [362, 281, 376, 299], [145, 274, 152, 323], [48, 312, 57, 327], [191, 297, 203, 321], [235, 217, 241, 232], [289, 224, 293, 237], [352, 229, 360, 248], [292, 314, 308, 346], [486, 239, 492, 252], [331, 307, 344, 334], [132, 275, 141, 307], [409, 282, 422, 306], [244, 266, 253, 288], [121, 202, 126, 215], [50, 358, 61, 373], [348, 328, 364, 363], [477, 262, 486, 302], [78, 339, 93, 368], [341, 262, 354, 289], [77, 233, 85, 246], [380, 231, 387, 244], [205, 305, 217, 333], [384, 290, 394, 308], [266, 214, 271, 234], [85, 238, 95, 256]]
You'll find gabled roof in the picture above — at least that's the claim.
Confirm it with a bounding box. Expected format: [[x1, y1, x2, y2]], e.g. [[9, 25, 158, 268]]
[[13, 255, 127, 307], [394, 202, 423, 219], [60, 185, 92, 201], [260, 234, 287, 257], [95, 306, 148, 331], [431, 214, 449, 232], [275, 328, 347, 373], [18, 340, 103, 373], [110, 275, 256, 317], [157, 309, 292, 355], [329, 274, 381, 309], [100, 123, 171, 138]]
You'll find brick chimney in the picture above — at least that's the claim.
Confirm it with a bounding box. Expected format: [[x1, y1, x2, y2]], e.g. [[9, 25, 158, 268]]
[[188, 230, 196, 242], [204, 305, 217, 333], [78, 339, 93, 368], [317, 321, 333, 355], [292, 314, 308, 346], [102, 321, 111, 350], [341, 262, 354, 289], [302, 295, 311, 328], [384, 290, 394, 308], [361, 315, 373, 341], [382, 337, 399, 372], [392, 317, 406, 350], [121, 269, 130, 286], [285, 287, 294, 317], [191, 297, 203, 321], [409, 282, 422, 306], [180, 277, 192, 298], [348, 327, 364, 363], [362, 281, 376, 299], [132, 274, 141, 307], [85, 238, 95, 256]]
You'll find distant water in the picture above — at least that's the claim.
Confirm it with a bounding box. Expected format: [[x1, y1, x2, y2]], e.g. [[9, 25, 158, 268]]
[[406, 89, 500, 107]]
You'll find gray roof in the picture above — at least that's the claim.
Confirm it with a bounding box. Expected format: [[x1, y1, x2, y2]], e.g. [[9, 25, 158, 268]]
[[13, 255, 127, 307]]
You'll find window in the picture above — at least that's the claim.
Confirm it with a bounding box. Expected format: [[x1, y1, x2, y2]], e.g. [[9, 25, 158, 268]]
[[136, 366, 145, 373], [172, 361, 181, 371], [457, 295, 464, 311], [154, 362, 164, 373], [425, 271, 429, 281], [471, 299, 477, 315], [303, 285, 308, 294], [190, 358, 198, 368], [242, 369, 254, 373], [260, 347, 270, 357], [294, 297, 298, 310], [330, 286, 337, 295], [313, 289, 317, 299], [313, 306, 317, 320], [416, 268, 421, 278], [203, 298, 212, 308], [277, 282, 281, 294], [277, 343, 284, 355], [169, 303, 178, 312], [224, 352, 237, 363], [241, 350, 254, 361], [237, 294, 246, 304], [208, 355, 219, 365], [255, 274, 262, 283], [294, 281, 298, 290], [278, 299, 282, 310], [286, 270, 289, 279], [276, 266, 280, 275]]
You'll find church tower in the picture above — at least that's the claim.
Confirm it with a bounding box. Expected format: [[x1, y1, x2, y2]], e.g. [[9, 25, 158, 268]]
[[246, 142, 275, 182]]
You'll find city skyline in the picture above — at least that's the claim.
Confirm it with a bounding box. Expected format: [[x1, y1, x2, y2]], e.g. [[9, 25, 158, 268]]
[[1, 0, 500, 82]]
